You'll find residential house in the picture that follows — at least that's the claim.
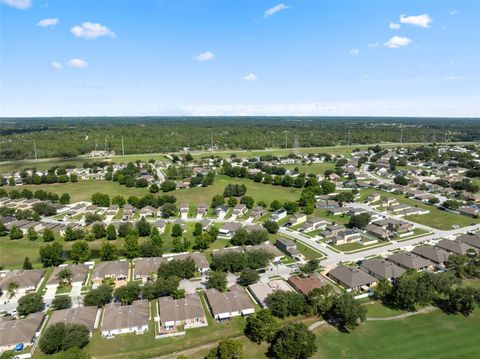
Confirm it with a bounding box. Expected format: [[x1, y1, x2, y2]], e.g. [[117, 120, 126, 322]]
[[366, 192, 381, 205], [158, 293, 207, 331], [46, 264, 89, 289], [412, 245, 451, 267], [232, 204, 248, 217], [168, 252, 210, 275], [320, 224, 345, 238], [328, 207, 350, 216], [0, 269, 45, 293], [456, 234, 480, 250], [213, 205, 229, 219], [458, 207, 479, 218], [154, 219, 166, 234], [180, 203, 189, 219], [315, 199, 339, 209], [140, 206, 156, 217], [286, 213, 307, 227], [249, 206, 266, 220], [332, 230, 362, 245], [47, 306, 98, 334], [92, 260, 129, 288], [360, 259, 405, 281], [270, 209, 287, 222], [387, 252, 433, 271], [248, 280, 294, 307], [245, 242, 284, 262], [436, 238, 477, 255], [219, 222, 242, 239], [275, 238, 301, 259], [327, 265, 377, 291], [0, 313, 45, 352], [196, 204, 208, 218], [101, 299, 149, 338], [133, 257, 168, 283], [205, 285, 255, 320], [287, 274, 330, 296], [199, 219, 212, 231], [300, 218, 330, 233]]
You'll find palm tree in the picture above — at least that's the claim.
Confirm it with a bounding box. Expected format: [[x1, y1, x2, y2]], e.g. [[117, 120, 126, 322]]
[[7, 281, 19, 298], [57, 268, 73, 287]]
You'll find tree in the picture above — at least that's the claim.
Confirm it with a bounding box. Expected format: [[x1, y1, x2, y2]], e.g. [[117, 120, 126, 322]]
[[115, 282, 141, 305], [329, 292, 367, 331], [266, 291, 308, 318], [59, 193, 70, 204], [245, 309, 278, 344], [207, 339, 243, 359], [227, 197, 238, 207], [161, 180, 177, 192], [263, 220, 279, 234], [374, 279, 393, 301], [299, 259, 320, 274], [393, 176, 409, 186], [240, 196, 255, 209], [92, 223, 106, 239], [105, 224, 116, 241], [268, 323, 317, 359], [443, 199, 460, 210], [7, 281, 19, 298], [320, 180, 336, 194], [271, 200, 282, 211], [39, 323, 90, 355], [307, 285, 338, 316], [149, 183, 160, 193], [136, 217, 151, 237], [27, 227, 38, 241], [140, 239, 163, 257], [9, 226, 22, 240], [91, 192, 110, 207], [42, 228, 55, 242], [160, 203, 178, 218], [111, 195, 126, 207], [39, 242, 64, 267], [446, 287, 480, 316], [83, 284, 113, 307], [57, 268, 73, 286], [157, 258, 197, 279], [52, 296, 72, 310], [208, 271, 227, 292], [347, 213, 371, 229], [23, 256, 33, 269], [17, 292, 44, 316], [124, 235, 139, 259], [211, 194, 225, 208], [100, 241, 118, 261], [171, 223, 183, 237], [193, 222, 203, 236], [238, 268, 260, 286], [70, 241, 91, 263]]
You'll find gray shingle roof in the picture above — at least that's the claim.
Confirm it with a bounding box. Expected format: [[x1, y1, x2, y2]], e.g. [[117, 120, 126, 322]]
[[101, 299, 149, 331], [328, 265, 377, 288], [158, 293, 205, 324], [48, 306, 98, 333], [387, 252, 433, 270], [360, 259, 405, 280]]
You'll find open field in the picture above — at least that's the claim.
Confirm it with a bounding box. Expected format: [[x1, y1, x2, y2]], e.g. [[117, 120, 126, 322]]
[[312, 309, 480, 359], [16, 175, 302, 205], [4, 142, 468, 173], [359, 188, 480, 230], [283, 162, 336, 175]]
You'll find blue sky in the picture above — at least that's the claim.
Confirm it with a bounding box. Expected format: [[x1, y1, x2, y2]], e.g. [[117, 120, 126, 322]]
[[1, 0, 479, 117]]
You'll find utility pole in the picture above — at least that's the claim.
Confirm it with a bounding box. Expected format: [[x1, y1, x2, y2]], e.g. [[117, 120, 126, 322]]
[[33, 140, 37, 160], [105, 137, 108, 152], [121, 136, 125, 156], [444, 131, 448, 143], [400, 129, 404, 144], [347, 131, 351, 147], [285, 132, 288, 149], [95, 139, 98, 152], [211, 132, 213, 152]]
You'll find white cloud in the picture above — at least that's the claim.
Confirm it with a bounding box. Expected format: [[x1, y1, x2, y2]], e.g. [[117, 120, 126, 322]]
[[384, 36, 412, 48], [195, 51, 214, 62], [243, 73, 258, 81], [449, 9, 459, 16], [37, 18, 59, 27], [264, 3, 289, 18], [50, 61, 63, 70], [400, 14, 432, 28], [71, 22, 116, 39], [68, 59, 88, 68], [389, 22, 401, 30], [0, 0, 31, 9], [349, 49, 360, 56], [367, 42, 380, 48]]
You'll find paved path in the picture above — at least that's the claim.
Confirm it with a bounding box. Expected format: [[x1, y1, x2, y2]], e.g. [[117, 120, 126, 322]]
[[308, 306, 439, 330]]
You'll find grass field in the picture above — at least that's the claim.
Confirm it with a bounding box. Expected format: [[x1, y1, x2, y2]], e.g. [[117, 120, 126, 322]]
[[283, 162, 336, 175], [312, 309, 480, 359], [15, 175, 302, 206], [359, 188, 480, 230]]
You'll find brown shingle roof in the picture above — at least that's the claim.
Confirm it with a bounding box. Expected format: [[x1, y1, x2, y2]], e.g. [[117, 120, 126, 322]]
[[101, 299, 149, 331], [360, 259, 405, 280], [287, 274, 329, 295], [0, 313, 44, 348], [328, 265, 377, 288], [48, 306, 98, 333], [205, 285, 253, 316], [387, 252, 433, 270], [47, 264, 89, 286], [0, 269, 45, 290], [158, 293, 205, 324]]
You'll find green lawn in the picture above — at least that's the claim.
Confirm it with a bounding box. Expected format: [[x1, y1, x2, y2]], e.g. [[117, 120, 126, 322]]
[[359, 188, 480, 230], [0, 235, 46, 268], [312, 309, 480, 359], [283, 162, 336, 175], [16, 175, 301, 206], [294, 240, 324, 260]]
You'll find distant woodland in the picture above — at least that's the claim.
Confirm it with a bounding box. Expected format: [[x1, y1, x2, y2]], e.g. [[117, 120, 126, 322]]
[[1, 117, 479, 161]]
